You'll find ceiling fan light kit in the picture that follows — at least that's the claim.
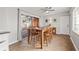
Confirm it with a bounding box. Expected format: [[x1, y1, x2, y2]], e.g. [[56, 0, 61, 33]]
[[40, 7, 55, 15]]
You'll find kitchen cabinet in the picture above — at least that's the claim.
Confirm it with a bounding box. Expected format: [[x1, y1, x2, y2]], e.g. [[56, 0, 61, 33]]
[[0, 32, 10, 51]]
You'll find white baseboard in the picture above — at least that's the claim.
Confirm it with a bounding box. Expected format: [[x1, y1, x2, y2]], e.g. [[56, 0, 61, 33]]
[[9, 40, 19, 45], [70, 37, 78, 51]]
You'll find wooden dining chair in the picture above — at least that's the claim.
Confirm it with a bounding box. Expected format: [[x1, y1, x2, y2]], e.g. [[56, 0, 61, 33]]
[[28, 28, 42, 49]]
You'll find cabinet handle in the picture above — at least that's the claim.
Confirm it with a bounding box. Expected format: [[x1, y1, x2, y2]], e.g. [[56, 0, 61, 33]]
[[0, 41, 5, 44]]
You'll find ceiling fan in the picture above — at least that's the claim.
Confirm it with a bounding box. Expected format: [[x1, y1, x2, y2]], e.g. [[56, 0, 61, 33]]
[[40, 7, 55, 14]]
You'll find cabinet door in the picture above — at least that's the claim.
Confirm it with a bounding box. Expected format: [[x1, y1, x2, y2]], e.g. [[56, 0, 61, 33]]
[[0, 34, 9, 51], [32, 17, 39, 27]]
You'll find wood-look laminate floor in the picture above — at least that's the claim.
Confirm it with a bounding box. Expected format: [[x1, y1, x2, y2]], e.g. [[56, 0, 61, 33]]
[[9, 34, 75, 51]]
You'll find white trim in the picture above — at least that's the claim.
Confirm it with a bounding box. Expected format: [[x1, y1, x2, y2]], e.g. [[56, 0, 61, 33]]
[[70, 37, 78, 51], [72, 30, 79, 36], [9, 40, 19, 45]]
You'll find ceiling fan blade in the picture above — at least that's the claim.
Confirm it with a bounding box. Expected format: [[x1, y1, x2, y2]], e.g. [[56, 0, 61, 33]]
[[47, 9, 55, 11], [41, 7, 55, 11]]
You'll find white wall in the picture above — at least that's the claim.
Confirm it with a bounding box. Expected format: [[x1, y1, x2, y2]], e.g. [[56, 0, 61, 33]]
[[0, 8, 7, 31], [6, 8, 18, 44], [39, 16, 48, 27], [70, 8, 79, 50], [0, 8, 16, 45]]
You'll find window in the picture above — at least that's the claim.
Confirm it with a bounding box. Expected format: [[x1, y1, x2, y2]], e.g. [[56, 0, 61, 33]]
[[73, 7, 79, 33]]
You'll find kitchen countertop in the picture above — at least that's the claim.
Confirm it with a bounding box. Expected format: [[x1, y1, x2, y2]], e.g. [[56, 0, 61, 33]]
[[0, 32, 10, 34]]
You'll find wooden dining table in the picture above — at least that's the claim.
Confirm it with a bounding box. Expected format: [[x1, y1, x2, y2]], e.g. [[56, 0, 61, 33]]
[[27, 26, 53, 49]]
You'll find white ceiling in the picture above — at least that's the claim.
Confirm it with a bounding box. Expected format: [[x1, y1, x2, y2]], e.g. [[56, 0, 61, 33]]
[[20, 7, 71, 16]]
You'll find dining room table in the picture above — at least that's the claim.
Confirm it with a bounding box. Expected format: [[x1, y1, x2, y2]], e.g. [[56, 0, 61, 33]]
[[27, 25, 53, 49]]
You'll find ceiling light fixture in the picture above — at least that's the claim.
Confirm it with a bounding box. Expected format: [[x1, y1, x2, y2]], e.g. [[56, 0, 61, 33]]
[[45, 11, 49, 13]]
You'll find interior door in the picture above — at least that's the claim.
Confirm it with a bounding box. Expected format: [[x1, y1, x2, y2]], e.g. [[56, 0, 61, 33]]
[[60, 16, 69, 34]]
